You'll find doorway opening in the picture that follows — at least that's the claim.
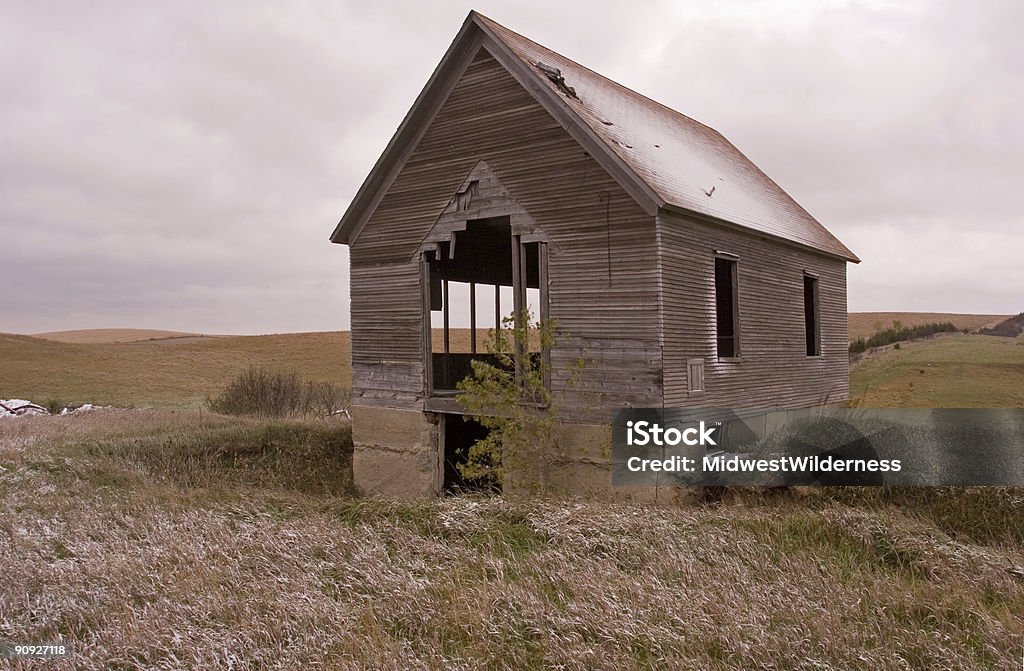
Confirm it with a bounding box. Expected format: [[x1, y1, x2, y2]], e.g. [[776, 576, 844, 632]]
[[442, 414, 500, 494]]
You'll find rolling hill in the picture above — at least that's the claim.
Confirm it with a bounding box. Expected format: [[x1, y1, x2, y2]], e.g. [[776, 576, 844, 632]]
[[849, 333, 1024, 407], [847, 312, 1004, 340], [32, 328, 213, 344], [0, 331, 350, 408], [3, 312, 1020, 409]]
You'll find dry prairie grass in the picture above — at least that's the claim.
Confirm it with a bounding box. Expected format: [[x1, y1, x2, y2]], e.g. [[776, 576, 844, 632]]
[[2, 410, 1022, 670], [0, 332, 350, 409], [1, 329, 512, 410]]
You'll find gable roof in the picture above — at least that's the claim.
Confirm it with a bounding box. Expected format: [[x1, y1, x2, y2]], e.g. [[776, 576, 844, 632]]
[[332, 11, 858, 263]]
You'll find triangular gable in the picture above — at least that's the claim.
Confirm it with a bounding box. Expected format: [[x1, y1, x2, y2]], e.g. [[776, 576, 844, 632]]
[[330, 11, 660, 248], [413, 159, 559, 261]]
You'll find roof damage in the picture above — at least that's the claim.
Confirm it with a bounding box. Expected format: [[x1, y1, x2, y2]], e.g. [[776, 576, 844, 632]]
[[534, 61, 578, 99]]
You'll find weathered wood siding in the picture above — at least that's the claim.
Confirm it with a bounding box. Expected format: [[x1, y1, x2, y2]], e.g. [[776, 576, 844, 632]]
[[658, 209, 849, 408], [349, 46, 661, 412]]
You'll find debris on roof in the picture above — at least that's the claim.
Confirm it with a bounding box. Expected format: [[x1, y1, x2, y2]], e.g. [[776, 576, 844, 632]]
[[534, 61, 578, 99]]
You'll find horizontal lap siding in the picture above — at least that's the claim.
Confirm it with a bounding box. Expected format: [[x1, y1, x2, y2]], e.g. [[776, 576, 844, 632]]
[[349, 48, 661, 413], [658, 210, 848, 408], [349, 261, 423, 406]]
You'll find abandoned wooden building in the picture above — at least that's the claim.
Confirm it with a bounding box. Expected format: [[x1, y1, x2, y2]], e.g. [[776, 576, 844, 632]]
[[330, 11, 859, 497]]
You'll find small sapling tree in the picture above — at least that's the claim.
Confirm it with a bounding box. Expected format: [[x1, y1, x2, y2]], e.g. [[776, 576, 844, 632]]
[[455, 310, 586, 492]]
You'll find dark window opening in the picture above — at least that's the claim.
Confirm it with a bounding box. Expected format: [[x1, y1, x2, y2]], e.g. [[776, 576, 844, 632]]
[[804, 275, 820, 356], [442, 414, 499, 494], [715, 257, 739, 358]]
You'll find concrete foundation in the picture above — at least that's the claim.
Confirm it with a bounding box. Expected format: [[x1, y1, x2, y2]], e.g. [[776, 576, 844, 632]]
[[351, 408, 667, 501], [352, 408, 802, 502], [351, 406, 439, 498]]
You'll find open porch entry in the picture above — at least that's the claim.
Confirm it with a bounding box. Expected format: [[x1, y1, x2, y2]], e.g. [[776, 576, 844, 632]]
[[423, 216, 547, 394]]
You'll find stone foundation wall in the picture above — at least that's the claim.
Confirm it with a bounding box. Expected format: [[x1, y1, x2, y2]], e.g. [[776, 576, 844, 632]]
[[351, 410, 702, 503], [351, 406, 439, 498]]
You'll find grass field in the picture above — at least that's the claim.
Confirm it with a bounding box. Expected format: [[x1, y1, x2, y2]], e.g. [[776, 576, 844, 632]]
[[849, 333, 1024, 407], [2, 322, 1023, 668], [0, 328, 489, 409], [1, 411, 1021, 670], [0, 331, 350, 409]]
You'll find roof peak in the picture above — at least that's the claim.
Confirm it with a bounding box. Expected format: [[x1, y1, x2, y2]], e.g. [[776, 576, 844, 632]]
[[468, 11, 723, 140]]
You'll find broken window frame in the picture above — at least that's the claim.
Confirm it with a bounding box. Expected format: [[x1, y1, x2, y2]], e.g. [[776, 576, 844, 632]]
[[422, 217, 549, 397]]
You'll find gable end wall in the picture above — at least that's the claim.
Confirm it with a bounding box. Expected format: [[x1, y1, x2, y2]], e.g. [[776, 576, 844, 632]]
[[349, 48, 661, 413]]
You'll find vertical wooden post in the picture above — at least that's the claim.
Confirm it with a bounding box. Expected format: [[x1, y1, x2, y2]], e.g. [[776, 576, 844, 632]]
[[442, 278, 450, 389], [511, 236, 525, 383], [421, 253, 433, 397], [494, 284, 500, 337], [538, 243, 550, 390], [469, 282, 477, 354], [442, 279, 450, 354]]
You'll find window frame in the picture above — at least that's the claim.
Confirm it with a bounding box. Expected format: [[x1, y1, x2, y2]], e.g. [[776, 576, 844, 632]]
[[803, 272, 821, 357], [713, 253, 741, 360]]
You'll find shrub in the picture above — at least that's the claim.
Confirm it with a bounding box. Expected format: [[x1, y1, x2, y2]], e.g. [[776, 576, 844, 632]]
[[207, 367, 349, 419], [979, 312, 1024, 338], [849, 321, 959, 355], [303, 380, 351, 418], [455, 312, 587, 492]]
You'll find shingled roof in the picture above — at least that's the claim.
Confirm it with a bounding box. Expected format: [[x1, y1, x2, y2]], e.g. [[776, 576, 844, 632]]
[[332, 11, 858, 263]]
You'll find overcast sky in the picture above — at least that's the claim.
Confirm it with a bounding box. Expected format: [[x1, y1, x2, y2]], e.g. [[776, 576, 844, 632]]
[[2, 0, 1020, 334]]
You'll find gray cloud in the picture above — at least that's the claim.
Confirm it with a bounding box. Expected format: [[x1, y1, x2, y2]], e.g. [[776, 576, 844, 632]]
[[1, 0, 1020, 334]]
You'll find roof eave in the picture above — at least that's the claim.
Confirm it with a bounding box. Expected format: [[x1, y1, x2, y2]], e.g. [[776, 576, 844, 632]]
[[660, 204, 861, 264]]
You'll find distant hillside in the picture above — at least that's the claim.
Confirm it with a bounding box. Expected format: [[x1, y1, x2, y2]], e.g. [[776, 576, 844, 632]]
[[33, 328, 212, 344], [6, 315, 1020, 409], [848, 312, 1004, 341], [0, 332, 350, 409], [29, 316, 1009, 346], [979, 313, 1024, 338], [849, 332, 1024, 407]]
